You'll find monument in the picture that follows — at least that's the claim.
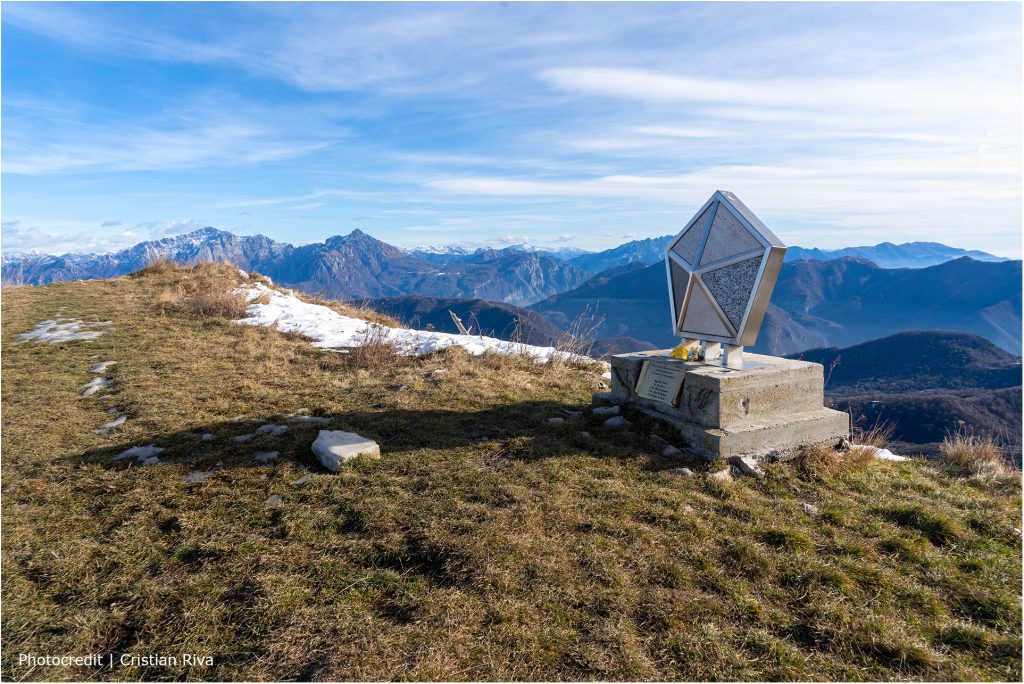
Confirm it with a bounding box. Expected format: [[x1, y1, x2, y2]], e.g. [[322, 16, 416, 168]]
[[598, 190, 849, 461]]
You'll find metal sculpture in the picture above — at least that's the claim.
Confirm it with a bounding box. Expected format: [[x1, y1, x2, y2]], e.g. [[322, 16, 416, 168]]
[[666, 190, 786, 365]]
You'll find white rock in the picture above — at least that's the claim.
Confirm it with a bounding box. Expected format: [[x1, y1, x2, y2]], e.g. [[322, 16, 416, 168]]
[[292, 408, 310, 415], [288, 415, 331, 425], [113, 444, 164, 462], [233, 434, 255, 443], [546, 417, 565, 425], [89, 361, 117, 374], [578, 431, 593, 439], [592, 391, 614, 405], [603, 415, 631, 428], [200, 433, 215, 441], [593, 405, 620, 417], [256, 423, 289, 437], [312, 430, 380, 472], [562, 410, 584, 420], [253, 451, 279, 464], [291, 474, 313, 487], [230, 415, 247, 422], [265, 494, 283, 507], [669, 467, 696, 478], [800, 503, 819, 516], [728, 455, 766, 479], [662, 446, 683, 458]]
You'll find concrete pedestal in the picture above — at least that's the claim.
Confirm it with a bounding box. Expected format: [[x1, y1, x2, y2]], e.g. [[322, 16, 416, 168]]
[[598, 350, 849, 460]]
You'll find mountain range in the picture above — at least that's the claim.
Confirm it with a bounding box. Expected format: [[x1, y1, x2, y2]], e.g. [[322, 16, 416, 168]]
[[531, 256, 1022, 355], [2, 228, 590, 306], [3, 227, 1019, 355]]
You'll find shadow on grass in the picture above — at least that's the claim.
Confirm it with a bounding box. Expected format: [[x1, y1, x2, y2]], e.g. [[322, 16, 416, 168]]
[[65, 400, 708, 474]]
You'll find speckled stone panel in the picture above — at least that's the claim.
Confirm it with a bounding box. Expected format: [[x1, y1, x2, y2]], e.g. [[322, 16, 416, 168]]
[[671, 204, 712, 265], [701, 255, 761, 331]]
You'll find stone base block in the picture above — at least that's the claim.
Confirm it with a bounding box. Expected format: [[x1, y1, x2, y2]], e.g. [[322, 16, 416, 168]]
[[599, 349, 850, 460]]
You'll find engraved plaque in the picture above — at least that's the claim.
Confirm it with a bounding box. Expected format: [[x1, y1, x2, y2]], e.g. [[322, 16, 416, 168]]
[[635, 358, 687, 407]]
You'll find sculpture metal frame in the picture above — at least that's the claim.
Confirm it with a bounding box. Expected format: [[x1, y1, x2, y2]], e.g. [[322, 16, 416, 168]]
[[665, 191, 786, 359]]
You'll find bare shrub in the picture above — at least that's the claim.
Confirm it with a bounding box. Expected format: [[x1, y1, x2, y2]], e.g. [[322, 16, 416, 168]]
[[853, 418, 896, 449], [551, 305, 605, 368], [940, 425, 1015, 481], [131, 256, 179, 277], [347, 323, 399, 369]]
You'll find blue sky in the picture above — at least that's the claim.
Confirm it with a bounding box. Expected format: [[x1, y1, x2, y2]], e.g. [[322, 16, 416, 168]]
[[2, 1, 1021, 256]]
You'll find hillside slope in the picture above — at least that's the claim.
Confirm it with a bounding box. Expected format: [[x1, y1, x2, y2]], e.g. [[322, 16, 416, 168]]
[[1, 270, 1020, 681]]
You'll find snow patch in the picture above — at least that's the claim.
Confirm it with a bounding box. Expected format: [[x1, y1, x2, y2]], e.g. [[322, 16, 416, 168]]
[[21, 318, 112, 343], [234, 283, 578, 363], [858, 445, 909, 461], [113, 444, 164, 463], [90, 361, 117, 374], [80, 377, 111, 398]]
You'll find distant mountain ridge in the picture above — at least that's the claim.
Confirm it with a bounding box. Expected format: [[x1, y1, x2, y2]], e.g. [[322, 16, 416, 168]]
[[1, 228, 590, 306], [785, 242, 1007, 268], [531, 256, 1023, 355]]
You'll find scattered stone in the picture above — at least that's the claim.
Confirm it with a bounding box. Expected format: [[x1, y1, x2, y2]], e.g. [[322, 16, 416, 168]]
[[214, 460, 224, 468], [708, 468, 733, 483], [546, 417, 565, 425], [200, 433, 215, 442], [592, 391, 615, 405], [264, 495, 283, 507], [106, 406, 120, 414], [561, 410, 584, 420], [256, 423, 289, 437], [20, 318, 112, 343], [603, 415, 631, 428], [254, 451, 279, 464], [230, 415, 247, 422], [800, 503, 819, 516], [290, 474, 314, 487], [80, 377, 111, 398], [89, 361, 117, 374], [662, 446, 683, 458], [669, 467, 696, 478], [682, 504, 695, 513], [113, 444, 164, 462], [233, 434, 255, 443], [312, 430, 381, 472], [578, 431, 593, 439], [292, 408, 310, 415], [388, 384, 408, 392], [593, 405, 620, 417], [288, 415, 331, 425], [728, 455, 766, 479], [429, 369, 449, 379], [181, 470, 214, 483]]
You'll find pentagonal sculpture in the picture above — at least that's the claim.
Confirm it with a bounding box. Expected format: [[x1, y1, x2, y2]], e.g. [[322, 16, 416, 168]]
[[666, 190, 786, 363]]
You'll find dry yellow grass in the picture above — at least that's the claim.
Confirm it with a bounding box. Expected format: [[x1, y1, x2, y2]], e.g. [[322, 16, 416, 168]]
[[1, 270, 1021, 681], [940, 426, 1016, 481]]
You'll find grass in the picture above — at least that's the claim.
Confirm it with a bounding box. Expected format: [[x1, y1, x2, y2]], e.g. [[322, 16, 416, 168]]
[[1, 269, 1021, 681], [940, 424, 1016, 482]]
